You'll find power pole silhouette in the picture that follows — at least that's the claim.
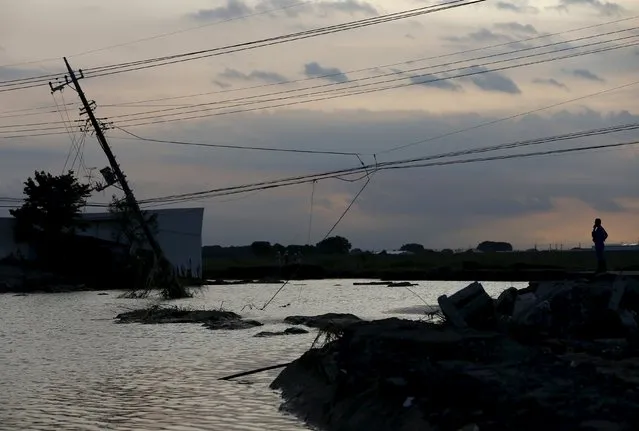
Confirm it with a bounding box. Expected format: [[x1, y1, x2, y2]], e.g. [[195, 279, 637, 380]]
[[50, 57, 184, 298]]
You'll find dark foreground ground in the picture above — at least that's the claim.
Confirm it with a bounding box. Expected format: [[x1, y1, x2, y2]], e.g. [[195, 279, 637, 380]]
[[3, 250, 637, 293], [204, 250, 639, 282], [271, 277, 639, 431]]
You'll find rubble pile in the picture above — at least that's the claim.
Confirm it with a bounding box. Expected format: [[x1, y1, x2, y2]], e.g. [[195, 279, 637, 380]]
[[271, 277, 639, 431]]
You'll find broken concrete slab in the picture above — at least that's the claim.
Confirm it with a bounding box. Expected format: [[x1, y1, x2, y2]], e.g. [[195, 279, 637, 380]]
[[272, 317, 639, 431], [438, 282, 494, 329], [272, 277, 639, 431]]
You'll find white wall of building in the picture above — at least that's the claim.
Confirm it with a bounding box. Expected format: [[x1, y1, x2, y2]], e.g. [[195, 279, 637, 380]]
[[0, 207, 205, 277]]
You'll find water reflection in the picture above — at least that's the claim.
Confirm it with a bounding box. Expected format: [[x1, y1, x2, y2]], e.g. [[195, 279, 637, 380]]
[[0, 280, 522, 430]]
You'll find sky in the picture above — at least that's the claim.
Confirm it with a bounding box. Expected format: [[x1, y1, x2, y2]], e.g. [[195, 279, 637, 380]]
[[0, 0, 638, 250]]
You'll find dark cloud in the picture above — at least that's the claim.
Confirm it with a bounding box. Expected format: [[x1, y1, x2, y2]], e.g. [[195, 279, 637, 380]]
[[303, 62, 349, 83], [445, 28, 513, 43], [318, 0, 377, 16], [533, 78, 569, 90], [444, 26, 536, 50], [550, 0, 625, 16], [254, 0, 311, 17], [191, 0, 377, 21], [494, 22, 538, 35], [495, 1, 539, 14], [190, 0, 251, 21], [463, 66, 521, 94], [408, 73, 462, 92], [390, 67, 462, 92], [218, 68, 288, 84], [3, 108, 639, 250], [213, 80, 232, 89], [469, 28, 514, 43], [0, 66, 50, 81], [567, 68, 605, 82]]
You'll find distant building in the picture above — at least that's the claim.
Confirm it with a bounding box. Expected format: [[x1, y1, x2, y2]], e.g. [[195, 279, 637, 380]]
[[568, 243, 639, 252], [0, 207, 204, 278], [594, 243, 639, 252]]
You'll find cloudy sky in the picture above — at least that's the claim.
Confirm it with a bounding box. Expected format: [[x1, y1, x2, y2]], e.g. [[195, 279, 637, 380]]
[[0, 0, 638, 250]]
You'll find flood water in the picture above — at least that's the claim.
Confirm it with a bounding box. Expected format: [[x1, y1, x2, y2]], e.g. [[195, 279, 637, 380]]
[[0, 279, 525, 431]]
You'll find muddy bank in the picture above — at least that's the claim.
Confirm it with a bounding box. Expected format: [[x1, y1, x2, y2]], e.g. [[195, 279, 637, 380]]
[[271, 277, 639, 431], [115, 306, 263, 330]]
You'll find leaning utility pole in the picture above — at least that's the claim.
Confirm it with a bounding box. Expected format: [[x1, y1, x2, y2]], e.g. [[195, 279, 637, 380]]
[[50, 57, 186, 298]]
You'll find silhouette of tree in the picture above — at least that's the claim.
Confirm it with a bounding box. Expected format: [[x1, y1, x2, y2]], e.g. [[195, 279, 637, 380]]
[[10, 171, 92, 243], [477, 241, 513, 253], [251, 241, 272, 257], [316, 236, 352, 254], [400, 243, 425, 254]]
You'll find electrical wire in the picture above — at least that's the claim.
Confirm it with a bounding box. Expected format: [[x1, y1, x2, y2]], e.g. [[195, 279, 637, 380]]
[[106, 26, 639, 123], [97, 77, 639, 161], [137, 123, 639, 206], [140, 138, 639, 207], [90, 14, 639, 109], [81, 0, 486, 78], [7, 36, 633, 138], [112, 126, 362, 156], [110, 36, 639, 128], [0, 1, 315, 69], [260, 172, 374, 310], [0, 0, 483, 93], [1, 13, 636, 112]]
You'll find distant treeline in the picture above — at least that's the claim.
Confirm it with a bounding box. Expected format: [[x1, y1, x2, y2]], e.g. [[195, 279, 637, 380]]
[[202, 238, 515, 259]]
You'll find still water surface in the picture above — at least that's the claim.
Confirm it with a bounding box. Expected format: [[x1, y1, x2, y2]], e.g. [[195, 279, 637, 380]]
[[0, 280, 524, 431]]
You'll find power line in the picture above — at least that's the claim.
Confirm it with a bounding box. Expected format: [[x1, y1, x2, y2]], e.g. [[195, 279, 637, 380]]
[[1, 13, 636, 111], [137, 123, 639, 205], [260, 171, 375, 310], [82, 1, 485, 77], [106, 28, 639, 123], [381, 78, 639, 155], [0, 0, 483, 93], [7, 34, 631, 137], [112, 126, 362, 156], [106, 72, 639, 159], [138, 138, 639, 208], [110, 36, 639, 128], [92, 14, 639, 109], [0, 1, 315, 69]]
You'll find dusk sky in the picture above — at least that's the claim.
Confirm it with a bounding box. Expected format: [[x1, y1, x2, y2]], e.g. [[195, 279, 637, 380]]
[[1, 0, 638, 250]]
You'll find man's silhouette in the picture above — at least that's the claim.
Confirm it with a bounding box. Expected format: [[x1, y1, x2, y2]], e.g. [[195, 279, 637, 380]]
[[592, 218, 608, 273]]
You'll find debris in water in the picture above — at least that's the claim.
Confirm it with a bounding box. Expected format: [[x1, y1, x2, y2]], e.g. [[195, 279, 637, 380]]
[[271, 277, 639, 431], [114, 305, 263, 330]]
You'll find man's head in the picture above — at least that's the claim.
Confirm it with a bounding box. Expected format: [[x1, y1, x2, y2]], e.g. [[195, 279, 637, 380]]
[[595, 218, 602, 227]]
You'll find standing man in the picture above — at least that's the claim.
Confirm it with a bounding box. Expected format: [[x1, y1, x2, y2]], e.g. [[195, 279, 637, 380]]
[[592, 218, 609, 273]]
